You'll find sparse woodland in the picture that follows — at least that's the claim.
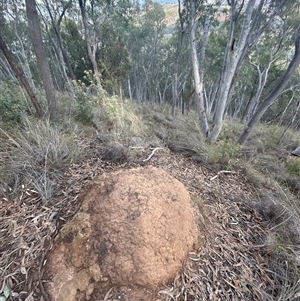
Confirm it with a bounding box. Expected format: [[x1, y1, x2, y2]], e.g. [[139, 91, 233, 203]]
[[1, 0, 300, 300]]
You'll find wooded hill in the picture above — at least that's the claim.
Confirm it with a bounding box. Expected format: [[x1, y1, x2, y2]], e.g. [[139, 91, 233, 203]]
[[1, 0, 300, 300], [1, 0, 300, 141]]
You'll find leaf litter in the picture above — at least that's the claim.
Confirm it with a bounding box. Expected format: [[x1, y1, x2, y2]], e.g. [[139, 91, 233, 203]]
[[0, 135, 299, 300]]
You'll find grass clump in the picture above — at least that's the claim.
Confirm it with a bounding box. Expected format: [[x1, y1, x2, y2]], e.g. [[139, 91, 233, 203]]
[[208, 137, 241, 169], [286, 157, 300, 177], [93, 96, 146, 141], [0, 117, 81, 201]]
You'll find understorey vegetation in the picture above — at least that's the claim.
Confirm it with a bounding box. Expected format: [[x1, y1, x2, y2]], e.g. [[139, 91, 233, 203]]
[[1, 95, 300, 300], [1, 0, 300, 299]]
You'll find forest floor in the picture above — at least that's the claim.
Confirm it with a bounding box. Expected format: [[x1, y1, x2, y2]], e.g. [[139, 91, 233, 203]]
[[1, 103, 300, 300], [1, 133, 294, 301]]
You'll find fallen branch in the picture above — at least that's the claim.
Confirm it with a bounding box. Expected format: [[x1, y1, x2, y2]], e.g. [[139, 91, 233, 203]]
[[210, 170, 236, 181], [143, 147, 164, 162]]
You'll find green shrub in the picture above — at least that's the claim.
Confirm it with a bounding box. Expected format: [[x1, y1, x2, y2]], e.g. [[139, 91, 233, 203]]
[[73, 80, 95, 125], [286, 157, 300, 177], [0, 80, 27, 124], [75, 90, 94, 125], [208, 137, 241, 169]]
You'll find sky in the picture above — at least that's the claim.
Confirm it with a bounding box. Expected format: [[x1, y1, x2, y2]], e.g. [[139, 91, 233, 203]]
[[156, 0, 177, 3]]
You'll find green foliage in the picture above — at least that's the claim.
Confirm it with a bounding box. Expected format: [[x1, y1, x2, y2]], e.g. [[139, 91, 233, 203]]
[[98, 23, 131, 92], [286, 158, 300, 177], [265, 125, 283, 146], [61, 18, 92, 82], [93, 95, 146, 139], [207, 122, 242, 169], [207, 137, 241, 170], [219, 138, 241, 162], [0, 81, 27, 124], [75, 90, 94, 125], [73, 77, 96, 125], [124, 0, 167, 101]]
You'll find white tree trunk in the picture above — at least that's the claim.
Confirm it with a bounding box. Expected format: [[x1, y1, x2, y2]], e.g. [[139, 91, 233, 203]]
[[238, 27, 300, 145], [291, 145, 300, 156], [189, 0, 209, 136], [209, 0, 255, 142], [78, 0, 102, 89]]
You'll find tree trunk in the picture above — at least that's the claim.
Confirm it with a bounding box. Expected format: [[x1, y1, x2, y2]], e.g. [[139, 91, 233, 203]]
[[238, 27, 300, 145], [0, 56, 16, 78], [189, 0, 209, 137], [209, 0, 288, 142], [172, 0, 184, 117], [0, 34, 43, 118], [291, 145, 300, 156], [13, 29, 36, 89], [44, 0, 76, 81], [11, 0, 36, 89], [78, 0, 102, 88], [209, 0, 254, 142], [25, 0, 57, 120]]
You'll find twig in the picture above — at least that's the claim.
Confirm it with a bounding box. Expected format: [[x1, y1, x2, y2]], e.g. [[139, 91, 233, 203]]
[[104, 287, 114, 301], [210, 170, 236, 181], [143, 147, 164, 162]]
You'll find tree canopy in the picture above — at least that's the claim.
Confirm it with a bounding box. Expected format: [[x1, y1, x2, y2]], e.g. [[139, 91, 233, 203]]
[[0, 0, 299, 140]]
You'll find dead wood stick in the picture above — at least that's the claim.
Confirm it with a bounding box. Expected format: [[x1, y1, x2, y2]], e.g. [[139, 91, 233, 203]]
[[210, 170, 236, 181], [143, 147, 164, 162]]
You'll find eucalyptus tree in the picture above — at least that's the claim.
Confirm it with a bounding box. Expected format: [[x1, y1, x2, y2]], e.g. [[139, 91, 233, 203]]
[[0, 34, 43, 117], [187, 0, 215, 136], [124, 0, 166, 102], [78, 0, 133, 90], [43, 0, 75, 81], [1, 0, 37, 88], [208, 0, 294, 142], [98, 22, 131, 92], [60, 18, 91, 83], [236, 2, 300, 124], [171, 0, 185, 115], [238, 27, 300, 145], [78, 0, 102, 88], [25, 0, 57, 120], [203, 24, 227, 115]]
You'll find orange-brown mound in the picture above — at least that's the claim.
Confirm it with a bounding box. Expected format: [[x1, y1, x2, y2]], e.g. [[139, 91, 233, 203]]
[[45, 166, 199, 301]]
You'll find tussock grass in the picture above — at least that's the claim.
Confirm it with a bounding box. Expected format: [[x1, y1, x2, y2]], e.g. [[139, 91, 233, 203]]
[[1, 91, 300, 301], [0, 117, 81, 200]]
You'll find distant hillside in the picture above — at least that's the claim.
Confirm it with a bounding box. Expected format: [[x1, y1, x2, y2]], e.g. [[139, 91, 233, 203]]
[[163, 3, 178, 30]]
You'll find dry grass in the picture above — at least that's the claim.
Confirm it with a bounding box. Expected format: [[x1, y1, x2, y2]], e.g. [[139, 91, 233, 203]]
[[92, 96, 147, 140], [1, 99, 300, 301], [0, 117, 82, 201]]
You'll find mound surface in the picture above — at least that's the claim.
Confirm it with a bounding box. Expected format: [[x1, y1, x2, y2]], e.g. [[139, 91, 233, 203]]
[[45, 166, 198, 301]]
